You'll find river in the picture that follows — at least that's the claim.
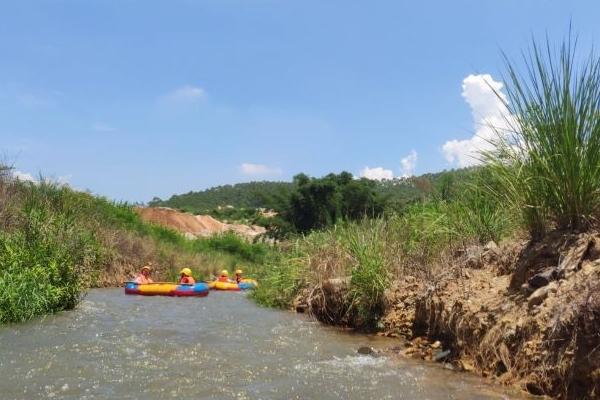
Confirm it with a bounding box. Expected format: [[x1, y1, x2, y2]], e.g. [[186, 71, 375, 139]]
[[0, 289, 528, 399]]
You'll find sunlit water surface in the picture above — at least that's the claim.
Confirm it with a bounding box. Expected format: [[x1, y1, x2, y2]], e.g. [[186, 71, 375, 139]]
[[0, 289, 529, 399]]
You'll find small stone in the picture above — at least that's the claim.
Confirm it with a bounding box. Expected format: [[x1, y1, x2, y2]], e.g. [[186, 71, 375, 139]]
[[484, 241, 499, 252], [443, 363, 454, 371], [525, 381, 545, 396], [433, 349, 451, 362], [295, 304, 307, 313], [520, 283, 534, 296], [357, 346, 375, 355], [456, 359, 475, 372], [404, 347, 416, 355], [528, 287, 549, 309], [431, 340, 442, 349], [528, 267, 557, 288]]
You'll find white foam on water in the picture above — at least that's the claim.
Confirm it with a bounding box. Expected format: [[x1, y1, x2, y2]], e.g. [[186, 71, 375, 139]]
[[321, 354, 388, 368], [294, 354, 395, 378]]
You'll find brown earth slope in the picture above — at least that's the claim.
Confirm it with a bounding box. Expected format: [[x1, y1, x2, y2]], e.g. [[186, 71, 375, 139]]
[[135, 207, 266, 240], [297, 233, 600, 399]]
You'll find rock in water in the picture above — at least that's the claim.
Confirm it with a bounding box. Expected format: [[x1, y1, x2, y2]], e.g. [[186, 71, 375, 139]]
[[434, 349, 451, 362], [357, 346, 375, 355]]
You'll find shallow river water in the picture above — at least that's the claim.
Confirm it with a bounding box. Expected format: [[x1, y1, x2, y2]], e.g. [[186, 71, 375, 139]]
[[0, 289, 528, 399]]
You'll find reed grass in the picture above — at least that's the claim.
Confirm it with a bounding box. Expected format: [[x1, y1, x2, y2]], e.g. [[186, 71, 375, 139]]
[[484, 34, 600, 237]]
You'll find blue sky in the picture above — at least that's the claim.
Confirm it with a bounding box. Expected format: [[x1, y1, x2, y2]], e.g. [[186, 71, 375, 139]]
[[2, 1, 599, 202]]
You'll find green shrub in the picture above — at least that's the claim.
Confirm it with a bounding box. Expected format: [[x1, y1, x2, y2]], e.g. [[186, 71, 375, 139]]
[[0, 202, 102, 323], [251, 250, 306, 308], [341, 220, 388, 326], [0, 176, 274, 324], [192, 232, 269, 264]]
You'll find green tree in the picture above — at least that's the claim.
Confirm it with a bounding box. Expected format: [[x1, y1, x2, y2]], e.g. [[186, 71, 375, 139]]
[[284, 172, 384, 233]]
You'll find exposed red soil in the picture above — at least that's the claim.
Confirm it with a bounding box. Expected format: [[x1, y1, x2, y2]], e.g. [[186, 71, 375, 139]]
[[135, 207, 266, 240]]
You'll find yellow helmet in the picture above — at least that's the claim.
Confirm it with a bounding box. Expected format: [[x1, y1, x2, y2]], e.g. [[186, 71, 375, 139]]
[[235, 269, 243, 274], [180, 268, 192, 276], [220, 270, 229, 277]]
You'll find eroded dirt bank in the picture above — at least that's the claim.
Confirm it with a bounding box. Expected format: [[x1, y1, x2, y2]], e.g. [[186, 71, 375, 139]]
[[135, 207, 266, 240], [296, 233, 600, 399]]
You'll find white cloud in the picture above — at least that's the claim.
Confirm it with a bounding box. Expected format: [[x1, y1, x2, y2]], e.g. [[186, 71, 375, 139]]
[[240, 163, 282, 176], [442, 74, 510, 167], [13, 170, 36, 182], [400, 150, 417, 177], [10, 170, 73, 187], [161, 85, 206, 104], [359, 166, 393, 181], [55, 174, 72, 186], [360, 151, 418, 181]]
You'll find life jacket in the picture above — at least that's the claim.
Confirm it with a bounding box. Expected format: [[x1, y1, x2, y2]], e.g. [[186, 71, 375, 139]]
[[218, 275, 229, 282], [179, 276, 195, 284]]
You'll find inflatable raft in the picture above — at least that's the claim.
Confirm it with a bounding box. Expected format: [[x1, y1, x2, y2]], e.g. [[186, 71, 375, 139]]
[[208, 279, 258, 291], [124, 282, 210, 297]]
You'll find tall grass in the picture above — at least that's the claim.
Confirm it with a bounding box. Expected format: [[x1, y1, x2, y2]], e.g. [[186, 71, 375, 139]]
[[251, 178, 513, 327], [484, 35, 600, 237], [342, 220, 388, 325], [0, 174, 273, 324], [251, 241, 308, 308], [0, 181, 103, 323]]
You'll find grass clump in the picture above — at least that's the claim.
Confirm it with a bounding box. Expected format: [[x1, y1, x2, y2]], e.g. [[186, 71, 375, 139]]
[[484, 35, 600, 237], [0, 182, 103, 323], [342, 220, 388, 326]]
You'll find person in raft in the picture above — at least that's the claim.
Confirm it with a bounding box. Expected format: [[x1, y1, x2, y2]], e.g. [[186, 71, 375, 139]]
[[217, 270, 232, 283], [134, 264, 153, 284], [179, 268, 196, 285], [234, 269, 243, 284]]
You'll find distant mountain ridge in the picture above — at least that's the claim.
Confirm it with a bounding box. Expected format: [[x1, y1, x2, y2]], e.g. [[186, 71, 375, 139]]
[[149, 181, 295, 214], [149, 169, 475, 214]]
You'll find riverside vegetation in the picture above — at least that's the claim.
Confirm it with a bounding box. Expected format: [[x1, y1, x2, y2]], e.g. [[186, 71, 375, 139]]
[[2, 34, 600, 399], [0, 167, 269, 324], [248, 36, 600, 398]]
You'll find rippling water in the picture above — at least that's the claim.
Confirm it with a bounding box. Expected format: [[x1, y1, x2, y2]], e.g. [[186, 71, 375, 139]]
[[0, 289, 527, 399]]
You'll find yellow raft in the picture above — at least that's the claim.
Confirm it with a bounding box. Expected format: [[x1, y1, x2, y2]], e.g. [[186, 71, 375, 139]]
[[208, 279, 258, 291]]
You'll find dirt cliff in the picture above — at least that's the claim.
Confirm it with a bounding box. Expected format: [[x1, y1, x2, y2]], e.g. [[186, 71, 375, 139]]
[[135, 207, 266, 240], [297, 233, 600, 399]]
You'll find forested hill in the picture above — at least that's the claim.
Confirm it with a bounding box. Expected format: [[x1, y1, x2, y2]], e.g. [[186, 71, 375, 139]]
[[149, 168, 476, 215], [149, 181, 295, 214]]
